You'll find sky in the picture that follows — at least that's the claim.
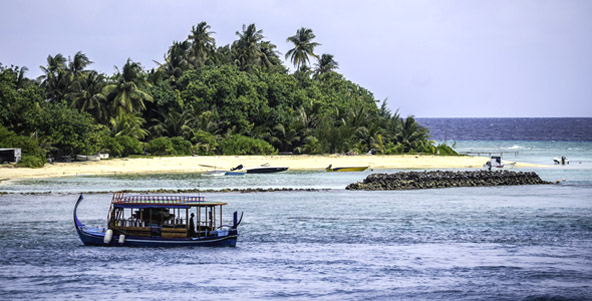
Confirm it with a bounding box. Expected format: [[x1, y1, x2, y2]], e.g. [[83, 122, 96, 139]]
[[1, 0, 591, 117]]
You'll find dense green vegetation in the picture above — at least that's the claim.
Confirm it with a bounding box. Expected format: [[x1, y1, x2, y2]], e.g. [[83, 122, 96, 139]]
[[0, 22, 455, 167]]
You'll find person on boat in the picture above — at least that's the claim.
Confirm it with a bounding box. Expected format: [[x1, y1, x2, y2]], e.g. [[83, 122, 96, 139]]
[[189, 213, 196, 237]]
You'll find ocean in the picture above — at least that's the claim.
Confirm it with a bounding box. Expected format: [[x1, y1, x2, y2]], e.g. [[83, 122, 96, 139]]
[[1, 118, 591, 300]]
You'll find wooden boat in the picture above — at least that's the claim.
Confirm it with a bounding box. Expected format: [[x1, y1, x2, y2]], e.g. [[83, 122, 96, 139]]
[[203, 170, 227, 176], [243, 163, 288, 174], [325, 165, 369, 172], [200, 164, 227, 176], [73, 192, 242, 247], [76, 154, 100, 161], [224, 171, 246, 176]]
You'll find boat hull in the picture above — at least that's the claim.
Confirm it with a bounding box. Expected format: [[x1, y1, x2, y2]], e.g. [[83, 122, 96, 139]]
[[245, 167, 288, 174], [76, 226, 238, 247], [326, 166, 369, 172]]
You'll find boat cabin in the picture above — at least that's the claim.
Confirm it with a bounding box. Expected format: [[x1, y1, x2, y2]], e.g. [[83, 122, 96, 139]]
[[108, 192, 229, 239]]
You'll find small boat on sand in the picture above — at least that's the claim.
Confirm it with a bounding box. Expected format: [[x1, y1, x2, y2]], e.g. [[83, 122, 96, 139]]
[[224, 171, 246, 176], [74, 192, 242, 247], [203, 170, 227, 176], [76, 154, 100, 161], [233, 163, 288, 174], [325, 165, 369, 172]]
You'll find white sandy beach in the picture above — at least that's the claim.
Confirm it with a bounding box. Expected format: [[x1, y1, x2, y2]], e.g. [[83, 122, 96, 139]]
[[0, 155, 545, 181]]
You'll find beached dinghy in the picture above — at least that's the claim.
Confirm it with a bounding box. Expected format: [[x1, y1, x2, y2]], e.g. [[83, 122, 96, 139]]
[[325, 164, 369, 172], [234, 163, 288, 174], [74, 192, 242, 247]]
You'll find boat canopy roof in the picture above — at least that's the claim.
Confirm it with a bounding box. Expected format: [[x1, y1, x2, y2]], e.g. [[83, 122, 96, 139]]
[[111, 192, 227, 209]]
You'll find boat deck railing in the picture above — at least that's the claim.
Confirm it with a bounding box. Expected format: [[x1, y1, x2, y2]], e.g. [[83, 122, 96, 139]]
[[112, 192, 205, 205]]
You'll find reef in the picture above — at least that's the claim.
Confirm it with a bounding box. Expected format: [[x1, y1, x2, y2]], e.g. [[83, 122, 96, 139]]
[[346, 170, 551, 191]]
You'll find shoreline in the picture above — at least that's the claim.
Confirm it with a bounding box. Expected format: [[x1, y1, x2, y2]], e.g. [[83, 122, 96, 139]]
[[0, 154, 546, 181]]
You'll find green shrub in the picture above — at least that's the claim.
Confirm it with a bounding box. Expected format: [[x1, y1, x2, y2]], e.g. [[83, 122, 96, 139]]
[[192, 130, 218, 155], [219, 135, 276, 155], [170, 136, 193, 155], [116, 135, 143, 157], [104, 137, 124, 157], [16, 155, 45, 168], [146, 137, 174, 156], [435, 144, 459, 156], [0, 125, 45, 158]]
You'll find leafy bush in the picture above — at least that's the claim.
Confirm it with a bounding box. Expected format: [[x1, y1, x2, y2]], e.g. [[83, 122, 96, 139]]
[[0, 125, 45, 159], [16, 155, 45, 168], [116, 135, 143, 157], [103, 137, 124, 157], [192, 130, 218, 155], [146, 137, 175, 156], [170, 136, 193, 155], [219, 135, 276, 155], [435, 144, 459, 156]]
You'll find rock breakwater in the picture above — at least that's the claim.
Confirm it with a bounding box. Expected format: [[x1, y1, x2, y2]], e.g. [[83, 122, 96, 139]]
[[346, 170, 551, 190]]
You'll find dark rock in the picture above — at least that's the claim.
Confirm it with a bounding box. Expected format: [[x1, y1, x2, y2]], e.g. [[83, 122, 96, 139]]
[[346, 170, 552, 191]]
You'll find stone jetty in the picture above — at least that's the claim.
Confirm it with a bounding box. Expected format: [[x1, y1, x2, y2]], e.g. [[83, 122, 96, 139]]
[[346, 170, 551, 191]]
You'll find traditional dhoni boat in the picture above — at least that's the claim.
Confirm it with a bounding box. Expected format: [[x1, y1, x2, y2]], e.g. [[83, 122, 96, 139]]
[[325, 165, 369, 172], [73, 192, 242, 247]]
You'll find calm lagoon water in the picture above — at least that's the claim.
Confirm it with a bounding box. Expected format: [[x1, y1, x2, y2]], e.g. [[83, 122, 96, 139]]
[[1, 126, 592, 299]]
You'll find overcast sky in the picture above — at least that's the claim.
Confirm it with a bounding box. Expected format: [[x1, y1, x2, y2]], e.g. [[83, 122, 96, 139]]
[[1, 0, 591, 117]]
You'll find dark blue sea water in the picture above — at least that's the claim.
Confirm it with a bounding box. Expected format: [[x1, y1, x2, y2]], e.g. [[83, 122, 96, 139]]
[[417, 118, 592, 141], [1, 118, 591, 300]]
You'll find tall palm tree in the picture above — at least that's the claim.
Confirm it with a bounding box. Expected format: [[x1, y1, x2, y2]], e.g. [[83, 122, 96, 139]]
[[233, 24, 264, 71], [39, 54, 67, 79], [157, 40, 191, 81], [68, 51, 92, 78], [15, 66, 29, 90], [397, 116, 429, 152], [258, 41, 282, 68], [285, 27, 321, 71], [187, 21, 216, 68], [102, 59, 153, 114], [314, 53, 338, 76], [70, 71, 109, 124], [39, 54, 69, 101]]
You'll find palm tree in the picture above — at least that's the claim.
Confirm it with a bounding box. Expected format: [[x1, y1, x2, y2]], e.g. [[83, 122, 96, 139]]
[[110, 110, 149, 140], [68, 51, 92, 78], [397, 116, 429, 152], [39, 54, 69, 101], [102, 59, 153, 114], [233, 24, 264, 71], [187, 21, 216, 68], [70, 71, 109, 124], [149, 109, 193, 139], [258, 41, 282, 69], [157, 41, 192, 81], [16, 66, 29, 90], [314, 54, 338, 76], [39, 54, 67, 78], [285, 27, 321, 71]]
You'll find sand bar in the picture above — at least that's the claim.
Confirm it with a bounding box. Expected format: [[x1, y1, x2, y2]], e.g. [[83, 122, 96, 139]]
[[0, 155, 544, 181]]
